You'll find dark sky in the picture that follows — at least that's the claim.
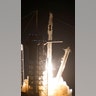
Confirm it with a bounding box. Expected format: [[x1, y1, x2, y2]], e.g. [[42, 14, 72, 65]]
[[21, 0, 75, 95]]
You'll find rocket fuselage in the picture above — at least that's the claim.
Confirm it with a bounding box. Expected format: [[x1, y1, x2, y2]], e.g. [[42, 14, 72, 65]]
[[47, 13, 53, 64]]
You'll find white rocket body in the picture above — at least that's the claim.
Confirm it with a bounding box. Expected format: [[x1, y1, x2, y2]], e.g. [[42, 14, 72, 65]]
[[46, 13, 53, 96], [47, 13, 53, 65]]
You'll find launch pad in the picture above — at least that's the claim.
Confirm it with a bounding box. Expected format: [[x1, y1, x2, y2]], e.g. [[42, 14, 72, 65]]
[[21, 13, 72, 96]]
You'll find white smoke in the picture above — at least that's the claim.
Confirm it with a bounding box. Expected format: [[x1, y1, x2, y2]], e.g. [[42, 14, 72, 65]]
[[40, 71, 72, 96]]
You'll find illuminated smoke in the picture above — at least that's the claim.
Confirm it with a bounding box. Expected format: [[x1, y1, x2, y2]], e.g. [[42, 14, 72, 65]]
[[53, 77, 72, 96], [39, 47, 72, 96], [40, 65, 72, 96]]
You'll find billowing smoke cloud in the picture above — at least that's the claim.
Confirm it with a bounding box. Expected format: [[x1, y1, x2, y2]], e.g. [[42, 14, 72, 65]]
[[40, 76, 72, 96], [53, 78, 72, 96]]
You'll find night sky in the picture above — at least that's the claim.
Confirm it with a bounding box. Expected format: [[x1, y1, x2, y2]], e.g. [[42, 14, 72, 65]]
[[21, 0, 75, 96]]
